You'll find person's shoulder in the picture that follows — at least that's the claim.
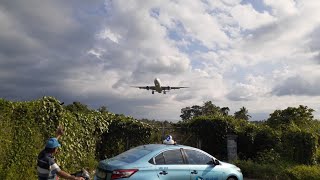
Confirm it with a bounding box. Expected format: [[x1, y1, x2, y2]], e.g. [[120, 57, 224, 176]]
[[47, 154, 57, 164], [38, 150, 55, 161], [38, 149, 46, 158]]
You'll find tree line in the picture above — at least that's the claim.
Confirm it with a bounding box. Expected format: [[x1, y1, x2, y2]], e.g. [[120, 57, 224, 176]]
[[180, 101, 251, 121]]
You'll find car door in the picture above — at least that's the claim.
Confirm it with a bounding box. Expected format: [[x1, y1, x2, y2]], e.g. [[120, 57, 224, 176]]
[[153, 149, 190, 180], [184, 149, 222, 180]]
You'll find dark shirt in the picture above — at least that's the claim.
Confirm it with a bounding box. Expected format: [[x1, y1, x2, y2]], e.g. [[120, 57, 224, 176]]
[[37, 149, 61, 180]]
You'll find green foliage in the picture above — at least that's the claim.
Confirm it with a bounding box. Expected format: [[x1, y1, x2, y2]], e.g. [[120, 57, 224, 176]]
[[0, 99, 14, 179], [0, 97, 153, 179], [253, 126, 281, 157], [96, 115, 154, 159], [180, 101, 228, 122], [235, 122, 283, 162], [234, 160, 287, 179], [236, 121, 258, 160], [2, 97, 320, 179], [267, 105, 314, 129], [201, 101, 222, 117], [256, 148, 281, 164], [284, 165, 320, 180], [280, 129, 318, 164], [235, 160, 320, 180], [0, 100, 45, 179], [65, 101, 92, 114], [186, 115, 236, 160]]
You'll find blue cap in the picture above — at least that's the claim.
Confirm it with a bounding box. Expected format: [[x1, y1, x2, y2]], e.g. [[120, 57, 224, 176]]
[[45, 138, 61, 148]]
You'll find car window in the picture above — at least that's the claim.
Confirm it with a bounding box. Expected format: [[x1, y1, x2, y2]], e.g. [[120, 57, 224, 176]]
[[154, 153, 165, 164], [154, 149, 185, 165], [184, 149, 213, 165]]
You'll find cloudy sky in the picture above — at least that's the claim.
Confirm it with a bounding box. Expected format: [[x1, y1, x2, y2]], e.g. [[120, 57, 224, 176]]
[[1, 0, 320, 121]]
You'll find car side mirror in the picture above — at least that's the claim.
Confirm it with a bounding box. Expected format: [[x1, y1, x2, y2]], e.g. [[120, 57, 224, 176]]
[[210, 159, 220, 166], [208, 159, 220, 166]]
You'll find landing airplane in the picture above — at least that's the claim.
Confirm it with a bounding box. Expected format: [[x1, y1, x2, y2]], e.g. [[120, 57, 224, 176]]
[[133, 78, 188, 94]]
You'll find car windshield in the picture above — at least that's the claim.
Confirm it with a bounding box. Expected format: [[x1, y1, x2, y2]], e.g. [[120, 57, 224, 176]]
[[112, 145, 153, 163]]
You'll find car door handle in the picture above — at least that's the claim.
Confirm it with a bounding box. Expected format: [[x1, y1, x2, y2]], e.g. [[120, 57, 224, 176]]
[[191, 170, 198, 174], [159, 171, 168, 175]]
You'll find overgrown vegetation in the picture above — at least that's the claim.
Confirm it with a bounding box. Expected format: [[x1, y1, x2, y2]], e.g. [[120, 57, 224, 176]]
[[1, 98, 320, 179], [0, 97, 157, 179], [179, 102, 320, 179]]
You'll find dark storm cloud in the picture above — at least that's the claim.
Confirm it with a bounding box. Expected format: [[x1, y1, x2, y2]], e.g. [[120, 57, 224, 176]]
[[309, 25, 320, 63], [272, 76, 320, 96], [0, 0, 105, 102]]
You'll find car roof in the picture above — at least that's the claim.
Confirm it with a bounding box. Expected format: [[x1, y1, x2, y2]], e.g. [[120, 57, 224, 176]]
[[132, 143, 202, 155], [136, 143, 193, 150]]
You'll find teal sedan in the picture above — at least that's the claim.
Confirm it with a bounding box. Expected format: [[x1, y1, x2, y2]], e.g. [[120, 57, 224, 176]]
[[94, 144, 243, 180]]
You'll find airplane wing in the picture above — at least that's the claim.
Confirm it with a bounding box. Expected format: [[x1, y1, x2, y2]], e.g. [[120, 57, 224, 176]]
[[132, 86, 156, 90], [161, 86, 189, 90]]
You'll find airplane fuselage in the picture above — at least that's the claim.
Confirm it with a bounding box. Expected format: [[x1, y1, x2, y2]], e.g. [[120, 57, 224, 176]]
[[154, 78, 162, 93]]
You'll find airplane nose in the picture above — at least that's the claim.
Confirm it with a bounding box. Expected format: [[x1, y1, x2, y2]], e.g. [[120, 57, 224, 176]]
[[154, 78, 161, 83]]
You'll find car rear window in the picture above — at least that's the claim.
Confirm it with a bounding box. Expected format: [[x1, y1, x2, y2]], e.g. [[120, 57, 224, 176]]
[[112, 146, 153, 163]]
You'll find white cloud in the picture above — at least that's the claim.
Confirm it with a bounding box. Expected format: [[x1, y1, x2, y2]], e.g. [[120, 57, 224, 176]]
[[227, 75, 270, 101], [156, 0, 230, 48], [98, 29, 121, 43], [263, 0, 298, 17], [230, 4, 275, 30]]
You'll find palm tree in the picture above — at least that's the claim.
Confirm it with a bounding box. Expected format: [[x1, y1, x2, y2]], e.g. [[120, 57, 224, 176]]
[[220, 107, 230, 116], [234, 106, 251, 120]]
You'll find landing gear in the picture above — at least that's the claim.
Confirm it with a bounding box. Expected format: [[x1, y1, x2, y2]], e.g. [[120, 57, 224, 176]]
[[163, 91, 166, 94], [152, 91, 154, 94]]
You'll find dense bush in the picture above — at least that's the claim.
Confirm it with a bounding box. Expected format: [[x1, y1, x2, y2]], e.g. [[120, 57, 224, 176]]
[[96, 114, 155, 159], [284, 165, 320, 180], [234, 160, 287, 180], [186, 115, 236, 160], [280, 128, 318, 164], [235, 160, 320, 180], [0, 97, 154, 179], [235, 121, 258, 160]]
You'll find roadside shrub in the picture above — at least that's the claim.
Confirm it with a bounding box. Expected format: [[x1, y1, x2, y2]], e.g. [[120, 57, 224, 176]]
[[281, 129, 318, 164], [316, 148, 320, 164], [234, 160, 288, 180], [256, 148, 281, 164], [285, 165, 320, 180], [253, 126, 281, 156]]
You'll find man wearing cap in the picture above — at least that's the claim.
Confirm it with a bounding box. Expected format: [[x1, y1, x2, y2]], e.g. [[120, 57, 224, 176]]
[[37, 127, 84, 180]]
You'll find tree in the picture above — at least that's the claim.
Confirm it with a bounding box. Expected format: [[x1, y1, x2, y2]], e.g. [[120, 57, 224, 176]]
[[266, 105, 314, 129], [180, 105, 203, 121], [220, 107, 230, 116], [201, 101, 221, 116], [98, 106, 108, 113], [65, 101, 91, 113], [180, 107, 193, 121], [234, 107, 251, 120], [180, 101, 230, 121]]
